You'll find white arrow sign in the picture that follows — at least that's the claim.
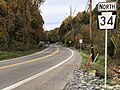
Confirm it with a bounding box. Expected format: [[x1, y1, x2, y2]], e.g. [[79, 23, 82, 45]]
[[98, 12, 116, 29]]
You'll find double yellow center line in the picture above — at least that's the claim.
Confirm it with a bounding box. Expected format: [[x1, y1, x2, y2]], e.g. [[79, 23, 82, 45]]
[[0, 46, 59, 69]]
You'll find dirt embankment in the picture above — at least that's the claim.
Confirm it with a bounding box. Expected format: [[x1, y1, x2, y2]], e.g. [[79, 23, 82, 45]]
[[108, 61, 120, 83]]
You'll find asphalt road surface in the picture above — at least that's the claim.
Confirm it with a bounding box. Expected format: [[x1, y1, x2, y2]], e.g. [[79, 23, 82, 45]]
[[0, 45, 82, 90]]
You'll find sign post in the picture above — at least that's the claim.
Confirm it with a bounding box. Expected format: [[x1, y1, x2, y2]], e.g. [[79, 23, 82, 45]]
[[79, 39, 83, 52], [97, 2, 116, 88], [105, 28, 107, 87]]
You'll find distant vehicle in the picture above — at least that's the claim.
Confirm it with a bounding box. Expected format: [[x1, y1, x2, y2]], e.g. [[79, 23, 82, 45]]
[[39, 41, 45, 47], [55, 42, 62, 45], [55, 42, 59, 45], [45, 41, 50, 45]]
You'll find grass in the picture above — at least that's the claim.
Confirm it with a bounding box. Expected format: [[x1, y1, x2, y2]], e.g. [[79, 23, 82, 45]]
[[80, 51, 105, 78], [0, 49, 41, 61], [67, 45, 119, 86], [80, 51, 119, 85]]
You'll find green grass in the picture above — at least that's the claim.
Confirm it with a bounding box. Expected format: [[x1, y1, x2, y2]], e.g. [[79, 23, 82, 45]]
[[0, 49, 41, 61], [80, 51, 120, 86], [80, 51, 105, 78]]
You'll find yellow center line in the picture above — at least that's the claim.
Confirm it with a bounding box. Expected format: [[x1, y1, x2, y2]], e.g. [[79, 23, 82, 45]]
[[0, 46, 59, 69]]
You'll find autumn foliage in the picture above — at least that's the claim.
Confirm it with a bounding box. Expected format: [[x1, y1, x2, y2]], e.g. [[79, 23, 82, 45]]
[[0, 0, 45, 50]]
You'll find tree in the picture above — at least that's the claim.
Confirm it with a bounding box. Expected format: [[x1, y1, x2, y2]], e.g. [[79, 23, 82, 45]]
[[0, 0, 45, 50], [46, 28, 59, 43], [0, 0, 10, 49]]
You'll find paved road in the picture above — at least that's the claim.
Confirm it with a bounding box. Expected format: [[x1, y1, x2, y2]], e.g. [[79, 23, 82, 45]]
[[0, 45, 82, 90]]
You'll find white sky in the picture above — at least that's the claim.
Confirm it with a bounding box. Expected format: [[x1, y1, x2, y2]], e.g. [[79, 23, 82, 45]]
[[41, 0, 106, 30]]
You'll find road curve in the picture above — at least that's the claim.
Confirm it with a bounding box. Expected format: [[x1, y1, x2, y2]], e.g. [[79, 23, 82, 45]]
[[0, 45, 82, 90]]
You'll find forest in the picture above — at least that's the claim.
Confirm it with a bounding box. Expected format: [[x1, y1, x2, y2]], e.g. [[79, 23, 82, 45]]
[[0, 0, 45, 51]]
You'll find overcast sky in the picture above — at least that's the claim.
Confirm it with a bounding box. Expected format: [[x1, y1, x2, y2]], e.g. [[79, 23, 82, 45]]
[[41, 0, 105, 30]]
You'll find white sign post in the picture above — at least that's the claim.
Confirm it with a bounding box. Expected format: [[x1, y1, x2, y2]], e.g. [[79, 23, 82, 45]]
[[98, 2, 116, 88], [79, 39, 83, 52]]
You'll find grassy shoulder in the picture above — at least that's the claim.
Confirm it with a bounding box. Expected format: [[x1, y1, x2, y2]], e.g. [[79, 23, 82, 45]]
[[80, 51, 113, 78], [0, 49, 41, 61], [80, 51, 120, 85]]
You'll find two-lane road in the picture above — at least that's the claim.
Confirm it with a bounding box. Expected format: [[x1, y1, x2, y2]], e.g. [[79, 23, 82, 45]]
[[0, 45, 82, 90]]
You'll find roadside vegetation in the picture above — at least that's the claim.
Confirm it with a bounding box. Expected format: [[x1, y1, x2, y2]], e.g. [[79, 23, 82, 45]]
[[0, 0, 47, 60], [80, 51, 107, 78], [80, 51, 120, 85], [0, 0, 45, 51], [0, 49, 42, 61]]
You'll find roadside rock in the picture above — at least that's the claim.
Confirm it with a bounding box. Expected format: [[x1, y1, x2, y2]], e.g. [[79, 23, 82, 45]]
[[63, 69, 120, 90]]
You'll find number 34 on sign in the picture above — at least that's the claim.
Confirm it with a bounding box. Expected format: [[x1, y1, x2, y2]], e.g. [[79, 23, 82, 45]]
[[97, 2, 116, 30], [98, 12, 116, 30]]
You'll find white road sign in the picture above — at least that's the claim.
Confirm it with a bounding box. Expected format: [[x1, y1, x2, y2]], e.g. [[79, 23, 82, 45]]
[[98, 12, 116, 29], [79, 39, 83, 44], [98, 2, 116, 30], [98, 2, 116, 12]]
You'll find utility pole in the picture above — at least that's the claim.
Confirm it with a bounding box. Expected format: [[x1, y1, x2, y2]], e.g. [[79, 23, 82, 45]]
[[90, 0, 94, 62]]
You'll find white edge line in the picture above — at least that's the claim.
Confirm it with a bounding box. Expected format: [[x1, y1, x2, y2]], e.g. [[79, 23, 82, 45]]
[[2, 48, 74, 90], [0, 46, 51, 63]]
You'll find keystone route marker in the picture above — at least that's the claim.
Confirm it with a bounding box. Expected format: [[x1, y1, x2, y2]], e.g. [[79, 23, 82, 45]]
[[98, 2, 116, 30], [97, 2, 116, 88]]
